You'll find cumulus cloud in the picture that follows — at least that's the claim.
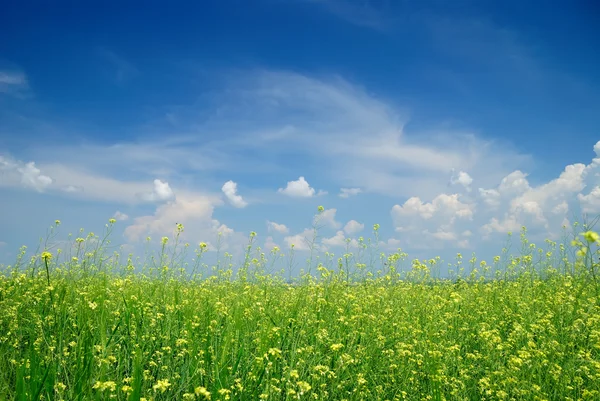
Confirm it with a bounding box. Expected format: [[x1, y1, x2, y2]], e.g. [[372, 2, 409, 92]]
[[283, 228, 316, 251], [0, 155, 53, 192], [392, 194, 474, 223], [124, 196, 214, 242], [344, 220, 364, 235], [319, 208, 342, 229], [221, 180, 248, 208], [267, 221, 289, 234], [278, 176, 317, 198], [138, 179, 175, 203], [264, 236, 279, 251], [322, 230, 359, 249], [339, 188, 362, 198], [378, 238, 402, 251], [578, 187, 600, 213], [450, 170, 473, 191], [123, 193, 246, 254], [481, 163, 587, 237], [382, 140, 600, 254]]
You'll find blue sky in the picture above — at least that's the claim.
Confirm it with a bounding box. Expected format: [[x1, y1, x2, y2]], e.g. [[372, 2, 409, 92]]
[[1, 0, 600, 274]]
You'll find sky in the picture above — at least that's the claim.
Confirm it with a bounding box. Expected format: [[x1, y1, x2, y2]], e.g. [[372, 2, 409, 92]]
[[1, 0, 600, 275]]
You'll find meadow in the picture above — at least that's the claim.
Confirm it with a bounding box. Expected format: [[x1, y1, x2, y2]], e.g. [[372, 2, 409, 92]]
[[1, 212, 600, 400]]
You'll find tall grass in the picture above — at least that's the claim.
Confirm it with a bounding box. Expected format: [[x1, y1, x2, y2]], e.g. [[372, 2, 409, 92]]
[[1, 215, 599, 400]]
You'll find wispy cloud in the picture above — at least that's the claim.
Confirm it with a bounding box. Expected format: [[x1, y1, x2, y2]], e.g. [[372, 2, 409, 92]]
[[10, 69, 531, 203], [306, 0, 394, 31], [98, 49, 138, 83], [0, 69, 30, 97], [339, 187, 362, 198], [5, 66, 594, 265]]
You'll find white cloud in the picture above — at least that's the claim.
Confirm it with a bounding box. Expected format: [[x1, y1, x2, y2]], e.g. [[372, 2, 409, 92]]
[[390, 193, 475, 250], [344, 220, 364, 235], [139, 179, 175, 203], [322, 230, 359, 249], [319, 208, 342, 229], [123, 194, 246, 255], [482, 163, 587, 236], [267, 220, 289, 234], [264, 236, 279, 251], [221, 180, 248, 208], [578, 186, 600, 213], [18, 69, 531, 204], [283, 228, 316, 251], [113, 211, 129, 221], [378, 238, 402, 251], [0, 155, 53, 192], [450, 170, 473, 191], [124, 196, 215, 242], [339, 188, 362, 198], [427, 229, 457, 241], [278, 176, 316, 198], [392, 193, 474, 222]]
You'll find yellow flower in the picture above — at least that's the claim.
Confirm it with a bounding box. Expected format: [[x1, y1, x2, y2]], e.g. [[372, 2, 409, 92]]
[[161, 237, 169, 245], [41, 251, 52, 262], [582, 230, 600, 244], [317, 205, 325, 213], [153, 379, 171, 393], [297, 381, 311, 394], [109, 218, 117, 224], [195, 386, 211, 399], [330, 343, 344, 351]]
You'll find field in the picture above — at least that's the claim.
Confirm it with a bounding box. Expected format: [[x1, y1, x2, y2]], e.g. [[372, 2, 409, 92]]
[[1, 219, 600, 400]]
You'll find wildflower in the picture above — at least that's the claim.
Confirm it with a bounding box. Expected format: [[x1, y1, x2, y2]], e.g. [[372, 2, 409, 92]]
[[93, 381, 117, 392], [195, 386, 212, 399], [297, 381, 312, 395], [582, 230, 600, 244], [330, 343, 344, 351], [153, 379, 171, 393], [55, 220, 61, 226], [318, 205, 325, 213], [161, 237, 169, 245], [41, 251, 52, 262], [109, 218, 116, 224], [373, 223, 380, 231]]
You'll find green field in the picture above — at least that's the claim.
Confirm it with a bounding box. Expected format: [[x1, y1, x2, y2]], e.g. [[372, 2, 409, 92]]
[[1, 218, 600, 400]]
